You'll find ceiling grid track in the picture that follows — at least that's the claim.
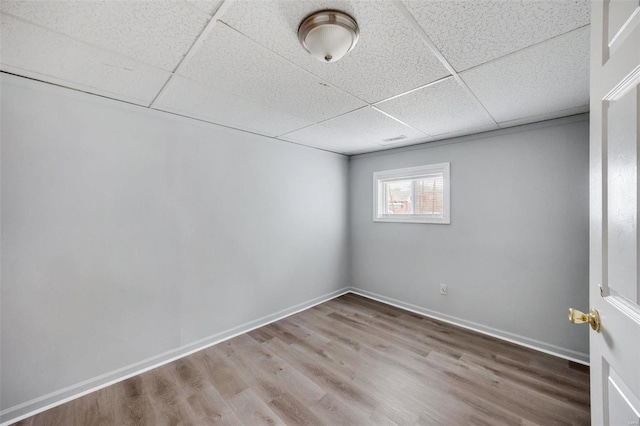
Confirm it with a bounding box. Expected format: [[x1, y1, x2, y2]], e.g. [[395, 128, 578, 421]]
[[459, 23, 591, 75], [149, 0, 232, 108], [205, 19, 433, 145], [274, 105, 370, 138], [371, 106, 433, 139], [392, 0, 500, 128], [372, 76, 450, 105], [216, 21, 373, 106]]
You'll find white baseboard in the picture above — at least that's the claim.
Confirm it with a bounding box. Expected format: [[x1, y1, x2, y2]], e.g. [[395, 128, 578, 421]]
[[0, 287, 350, 426], [348, 288, 590, 366]]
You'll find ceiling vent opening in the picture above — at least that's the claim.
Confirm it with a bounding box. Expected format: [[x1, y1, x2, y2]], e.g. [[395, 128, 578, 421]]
[[382, 135, 408, 143]]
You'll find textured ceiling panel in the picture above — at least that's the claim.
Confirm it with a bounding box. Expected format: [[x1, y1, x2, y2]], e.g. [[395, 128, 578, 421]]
[[402, 0, 590, 72], [375, 77, 497, 137], [283, 106, 431, 153], [220, 0, 450, 103], [280, 124, 380, 154], [155, 76, 311, 138], [322, 107, 428, 145], [281, 107, 431, 154], [0, 14, 171, 106], [185, 0, 223, 15], [0, 0, 212, 71], [461, 27, 590, 124], [178, 22, 366, 124]]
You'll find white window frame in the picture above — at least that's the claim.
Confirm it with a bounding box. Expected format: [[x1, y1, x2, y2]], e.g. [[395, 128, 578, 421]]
[[373, 163, 450, 224]]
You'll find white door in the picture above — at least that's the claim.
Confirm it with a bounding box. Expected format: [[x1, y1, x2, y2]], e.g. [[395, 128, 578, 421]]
[[589, 0, 640, 424]]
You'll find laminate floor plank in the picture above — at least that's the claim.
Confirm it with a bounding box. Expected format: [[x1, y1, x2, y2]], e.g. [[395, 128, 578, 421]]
[[338, 296, 535, 359], [424, 351, 585, 426], [185, 385, 241, 425], [265, 334, 485, 425], [226, 389, 286, 426], [459, 352, 590, 407], [336, 300, 528, 363], [308, 393, 370, 426], [13, 295, 590, 425], [338, 300, 589, 389], [190, 349, 248, 400], [206, 343, 293, 407], [261, 338, 378, 415], [227, 335, 327, 407], [268, 392, 326, 426], [337, 294, 404, 318]]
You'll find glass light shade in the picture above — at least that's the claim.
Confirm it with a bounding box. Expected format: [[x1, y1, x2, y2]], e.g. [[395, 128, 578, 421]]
[[298, 10, 359, 63], [304, 24, 355, 62]]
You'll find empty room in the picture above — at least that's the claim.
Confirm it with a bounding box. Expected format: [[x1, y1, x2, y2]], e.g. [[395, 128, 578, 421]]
[[1, 0, 639, 425]]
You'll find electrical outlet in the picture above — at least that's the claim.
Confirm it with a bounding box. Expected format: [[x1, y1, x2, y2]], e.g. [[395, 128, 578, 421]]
[[440, 284, 448, 295]]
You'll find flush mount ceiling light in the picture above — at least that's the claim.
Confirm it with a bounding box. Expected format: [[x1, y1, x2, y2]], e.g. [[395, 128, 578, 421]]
[[298, 10, 359, 63]]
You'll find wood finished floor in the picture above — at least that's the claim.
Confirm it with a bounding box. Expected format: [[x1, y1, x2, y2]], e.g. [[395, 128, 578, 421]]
[[14, 294, 590, 426]]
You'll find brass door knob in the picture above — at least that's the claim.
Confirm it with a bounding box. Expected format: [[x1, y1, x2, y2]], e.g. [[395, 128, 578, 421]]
[[569, 308, 601, 332]]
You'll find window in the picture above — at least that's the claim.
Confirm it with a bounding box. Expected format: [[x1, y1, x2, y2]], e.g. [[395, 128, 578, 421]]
[[373, 163, 450, 224]]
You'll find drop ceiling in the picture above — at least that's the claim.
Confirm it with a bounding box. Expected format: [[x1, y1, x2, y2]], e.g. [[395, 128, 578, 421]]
[[0, 0, 590, 155]]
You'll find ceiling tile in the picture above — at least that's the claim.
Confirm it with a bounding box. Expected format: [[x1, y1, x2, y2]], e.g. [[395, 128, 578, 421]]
[[185, 0, 223, 16], [375, 77, 497, 136], [402, 0, 590, 72], [280, 107, 431, 154], [154, 76, 312, 137], [219, 0, 450, 103], [0, 0, 211, 71], [0, 14, 171, 106], [323, 107, 428, 145], [460, 27, 590, 124], [177, 22, 366, 124], [280, 124, 379, 154]]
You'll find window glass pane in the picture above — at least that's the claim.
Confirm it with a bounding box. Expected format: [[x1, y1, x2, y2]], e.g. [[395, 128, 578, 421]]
[[374, 163, 449, 224], [384, 180, 412, 214], [415, 174, 444, 216]]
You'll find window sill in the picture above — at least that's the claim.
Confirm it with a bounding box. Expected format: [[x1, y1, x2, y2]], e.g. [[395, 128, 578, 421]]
[[373, 216, 450, 224]]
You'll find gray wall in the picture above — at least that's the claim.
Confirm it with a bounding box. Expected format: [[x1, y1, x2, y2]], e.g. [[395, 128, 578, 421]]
[[349, 117, 590, 358], [0, 75, 349, 411]]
